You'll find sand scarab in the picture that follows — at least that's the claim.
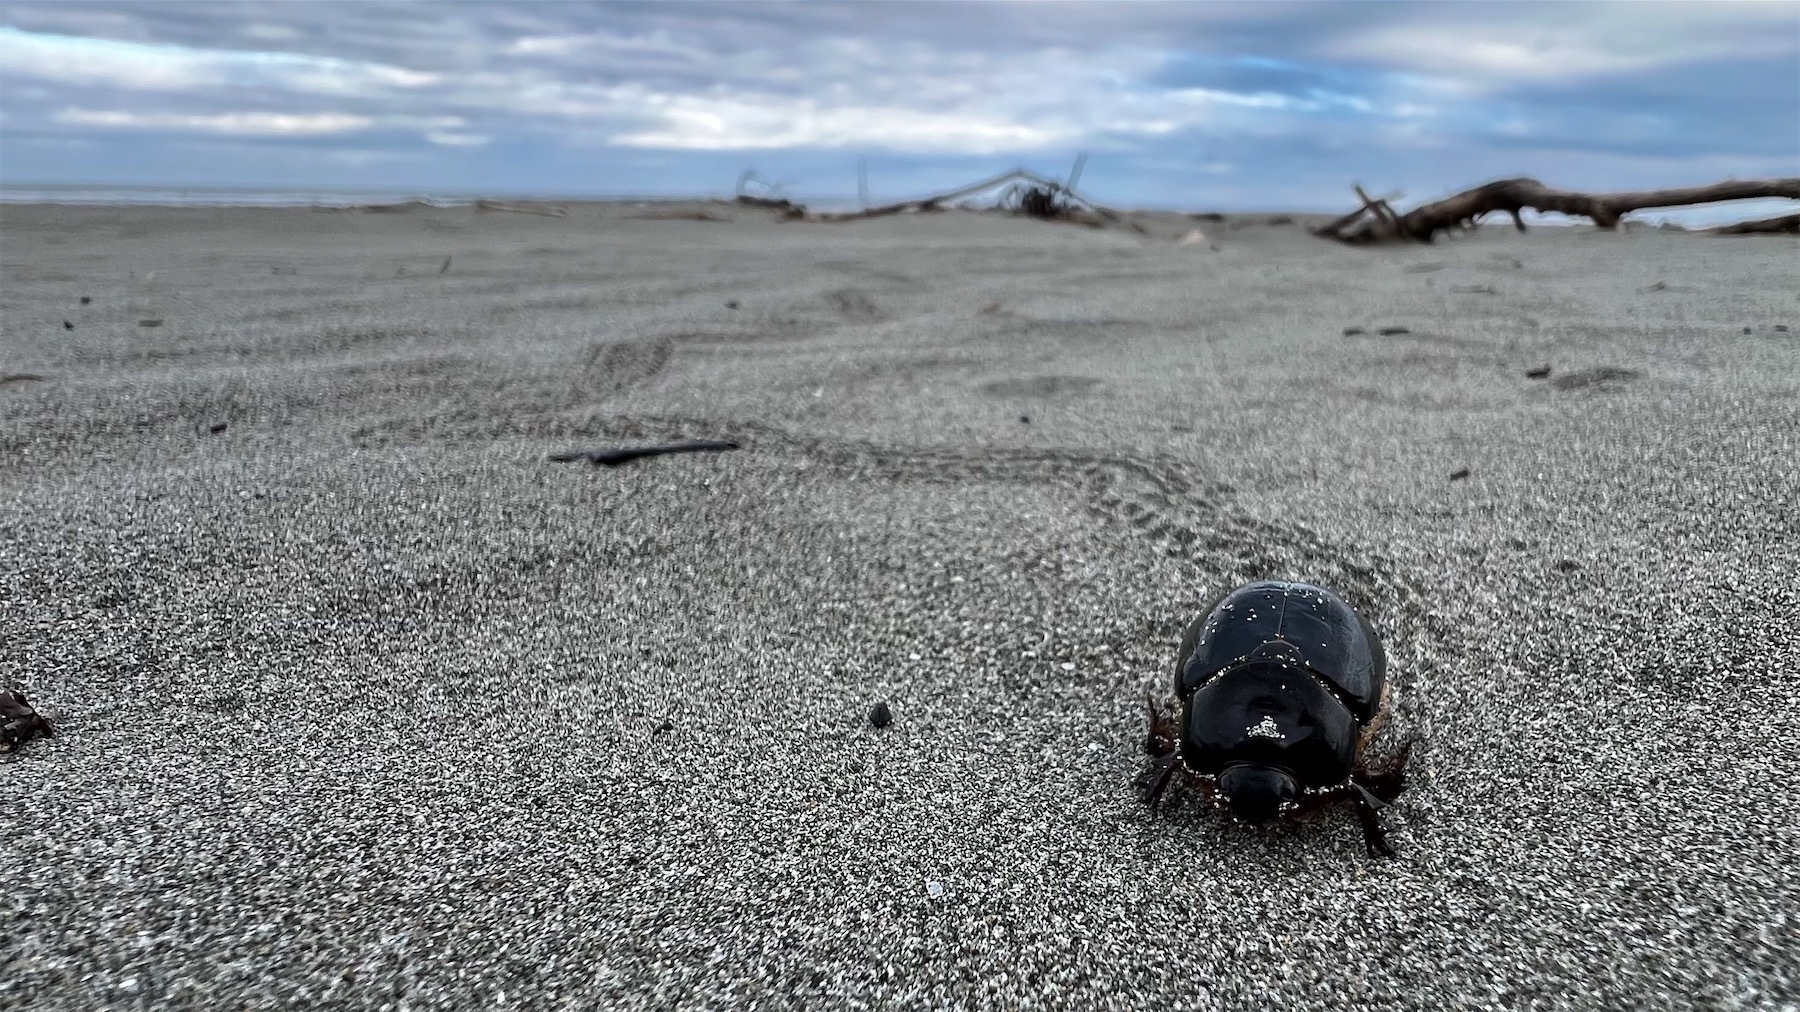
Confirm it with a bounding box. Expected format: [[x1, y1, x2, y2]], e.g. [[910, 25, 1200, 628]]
[[1141, 580, 1413, 856]]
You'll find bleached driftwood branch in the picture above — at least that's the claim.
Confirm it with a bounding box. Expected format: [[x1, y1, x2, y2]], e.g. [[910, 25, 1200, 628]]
[[1313, 177, 1800, 244]]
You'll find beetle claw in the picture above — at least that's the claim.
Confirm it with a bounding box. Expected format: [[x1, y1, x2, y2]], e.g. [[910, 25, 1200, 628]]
[[1141, 752, 1180, 812], [1350, 781, 1397, 857]]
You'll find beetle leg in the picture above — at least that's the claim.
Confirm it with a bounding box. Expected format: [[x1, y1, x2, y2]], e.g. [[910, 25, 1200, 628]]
[[1348, 782, 1397, 857], [1356, 736, 1415, 804], [1143, 695, 1177, 757], [1142, 752, 1181, 811]]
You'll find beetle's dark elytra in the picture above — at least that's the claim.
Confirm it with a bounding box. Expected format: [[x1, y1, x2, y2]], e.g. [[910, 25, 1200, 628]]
[[1142, 580, 1414, 857]]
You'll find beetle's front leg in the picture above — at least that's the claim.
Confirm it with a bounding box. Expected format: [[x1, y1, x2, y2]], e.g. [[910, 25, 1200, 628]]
[[1354, 736, 1415, 805], [1143, 694, 1177, 757], [1349, 782, 1396, 858]]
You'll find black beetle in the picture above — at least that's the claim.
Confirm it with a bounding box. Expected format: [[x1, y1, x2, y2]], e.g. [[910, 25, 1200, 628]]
[[1141, 580, 1413, 856]]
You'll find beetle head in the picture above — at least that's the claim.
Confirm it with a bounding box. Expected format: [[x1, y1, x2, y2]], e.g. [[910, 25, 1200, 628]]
[[1217, 764, 1298, 825]]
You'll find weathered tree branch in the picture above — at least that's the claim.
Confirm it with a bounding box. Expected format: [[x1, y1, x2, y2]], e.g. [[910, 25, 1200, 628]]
[[1313, 177, 1800, 244], [1711, 212, 1800, 235], [726, 167, 1145, 232]]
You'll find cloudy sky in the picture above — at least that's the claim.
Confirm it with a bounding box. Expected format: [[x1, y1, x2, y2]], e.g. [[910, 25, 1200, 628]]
[[1, 1, 1796, 211]]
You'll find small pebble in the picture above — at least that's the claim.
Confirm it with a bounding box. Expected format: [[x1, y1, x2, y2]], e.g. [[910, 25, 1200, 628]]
[[869, 702, 892, 729], [139, 319, 163, 328], [925, 879, 945, 898], [1777, 325, 1790, 333], [725, 300, 739, 310], [1019, 415, 1030, 424], [1378, 326, 1411, 336], [1342, 327, 1366, 336], [653, 718, 674, 736], [79, 296, 92, 305], [1449, 468, 1471, 481], [63, 321, 74, 330], [1525, 366, 1551, 379], [1555, 559, 1582, 573]]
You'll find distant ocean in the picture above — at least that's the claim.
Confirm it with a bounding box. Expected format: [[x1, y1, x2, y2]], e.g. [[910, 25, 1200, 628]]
[[0, 183, 863, 210], [0, 182, 1780, 226], [0, 183, 616, 207]]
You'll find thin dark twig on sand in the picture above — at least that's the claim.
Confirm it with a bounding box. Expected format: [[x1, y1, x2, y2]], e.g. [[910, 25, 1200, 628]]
[[548, 440, 740, 467]]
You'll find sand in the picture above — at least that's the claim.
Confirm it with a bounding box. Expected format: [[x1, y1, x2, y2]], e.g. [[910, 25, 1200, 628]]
[[2, 200, 1797, 1011]]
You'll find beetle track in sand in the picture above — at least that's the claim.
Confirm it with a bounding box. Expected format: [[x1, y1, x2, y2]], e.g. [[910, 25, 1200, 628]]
[[351, 408, 1432, 638]]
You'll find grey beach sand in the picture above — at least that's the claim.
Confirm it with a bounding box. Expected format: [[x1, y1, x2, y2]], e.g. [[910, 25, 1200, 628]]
[[2, 201, 1797, 1010]]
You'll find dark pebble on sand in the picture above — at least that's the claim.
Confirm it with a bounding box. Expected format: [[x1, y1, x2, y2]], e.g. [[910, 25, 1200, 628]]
[[139, 319, 163, 328], [653, 718, 674, 736], [1526, 366, 1551, 379], [1449, 468, 1471, 481], [63, 321, 73, 330], [1343, 327, 1366, 336], [869, 702, 893, 729], [1555, 559, 1582, 573], [1019, 415, 1030, 424], [726, 300, 739, 309], [1378, 326, 1411, 336], [1777, 325, 1790, 333], [199, 420, 229, 435], [80, 296, 92, 305], [1744, 327, 1753, 334]]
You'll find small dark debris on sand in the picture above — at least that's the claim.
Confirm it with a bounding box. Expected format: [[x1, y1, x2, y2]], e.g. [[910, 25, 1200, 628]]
[[1525, 366, 1552, 379], [1019, 415, 1030, 424], [1450, 285, 1497, 295], [1641, 281, 1669, 293], [1343, 327, 1367, 336], [1191, 212, 1226, 222], [1378, 326, 1412, 336], [653, 718, 674, 736], [2, 689, 55, 753], [1777, 325, 1791, 333], [726, 300, 739, 310], [79, 296, 92, 305], [139, 319, 164, 328], [1449, 468, 1472, 481], [197, 419, 229, 435], [439, 256, 453, 275], [869, 702, 893, 729], [1555, 559, 1583, 573], [1552, 367, 1640, 391], [549, 440, 740, 468], [1, 373, 48, 385], [63, 320, 74, 330]]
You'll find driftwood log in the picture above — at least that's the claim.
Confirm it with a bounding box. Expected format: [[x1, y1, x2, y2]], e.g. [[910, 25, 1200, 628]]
[[815, 168, 1144, 232], [1314, 177, 1800, 244], [475, 200, 569, 218], [731, 166, 1144, 232], [1712, 212, 1800, 235]]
